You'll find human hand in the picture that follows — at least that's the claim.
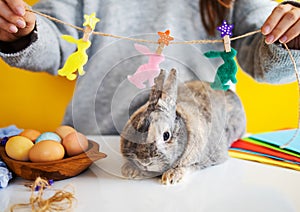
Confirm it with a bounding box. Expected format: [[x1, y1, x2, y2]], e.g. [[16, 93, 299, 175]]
[[0, 0, 36, 42], [261, 3, 300, 49]]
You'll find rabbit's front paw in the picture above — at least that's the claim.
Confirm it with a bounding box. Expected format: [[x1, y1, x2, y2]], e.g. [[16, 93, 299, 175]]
[[161, 167, 185, 185], [121, 162, 142, 179]]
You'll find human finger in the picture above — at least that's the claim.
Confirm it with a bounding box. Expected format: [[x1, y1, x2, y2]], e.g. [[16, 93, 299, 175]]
[[261, 4, 293, 36], [2, 0, 26, 16], [267, 7, 300, 44], [0, 0, 26, 29], [0, 16, 18, 34], [279, 19, 300, 44]]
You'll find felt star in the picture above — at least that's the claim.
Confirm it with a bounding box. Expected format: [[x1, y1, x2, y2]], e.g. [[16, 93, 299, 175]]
[[83, 12, 100, 30], [217, 20, 234, 38], [157, 30, 174, 46]]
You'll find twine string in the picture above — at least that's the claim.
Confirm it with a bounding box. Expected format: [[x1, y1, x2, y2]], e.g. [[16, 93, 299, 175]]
[[25, 8, 299, 147], [26, 8, 261, 45], [10, 177, 75, 212], [280, 43, 300, 148]]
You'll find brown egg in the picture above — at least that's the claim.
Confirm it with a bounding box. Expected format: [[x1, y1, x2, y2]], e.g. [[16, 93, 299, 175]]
[[29, 140, 65, 162], [62, 132, 89, 157], [19, 129, 41, 141], [55, 125, 76, 139]]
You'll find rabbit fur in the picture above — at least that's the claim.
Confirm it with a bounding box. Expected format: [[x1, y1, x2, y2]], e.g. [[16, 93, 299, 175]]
[[120, 69, 246, 185]]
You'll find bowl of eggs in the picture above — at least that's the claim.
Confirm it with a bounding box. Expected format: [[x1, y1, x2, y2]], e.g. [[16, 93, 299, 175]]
[[0, 126, 106, 181]]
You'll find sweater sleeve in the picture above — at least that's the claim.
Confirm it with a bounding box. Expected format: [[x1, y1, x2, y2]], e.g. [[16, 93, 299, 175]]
[[0, 0, 83, 75], [232, 0, 300, 84]]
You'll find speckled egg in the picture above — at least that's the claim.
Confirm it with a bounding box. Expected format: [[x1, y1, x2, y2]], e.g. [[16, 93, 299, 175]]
[[29, 140, 65, 162], [19, 129, 41, 141], [5, 136, 34, 161], [35, 132, 61, 143]]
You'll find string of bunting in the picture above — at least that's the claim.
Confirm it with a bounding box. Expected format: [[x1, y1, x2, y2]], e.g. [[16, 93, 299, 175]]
[[26, 8, 261, 45], [25, 8, 299, 147]]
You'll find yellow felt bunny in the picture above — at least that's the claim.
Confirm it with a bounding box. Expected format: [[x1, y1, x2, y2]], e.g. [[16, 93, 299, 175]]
[[58, 13, 99, 80], [58, 35, 91, 80]]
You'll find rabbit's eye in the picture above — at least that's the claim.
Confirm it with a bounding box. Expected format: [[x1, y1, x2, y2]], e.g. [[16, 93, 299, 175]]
[[163, 131, 170, 141]]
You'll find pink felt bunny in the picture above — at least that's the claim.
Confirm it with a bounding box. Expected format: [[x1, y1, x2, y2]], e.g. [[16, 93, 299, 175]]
[[128, 43, 165, 89]]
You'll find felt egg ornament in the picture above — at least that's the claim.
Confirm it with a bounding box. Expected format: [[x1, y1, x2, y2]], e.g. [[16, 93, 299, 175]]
[[19, 129, 41, 141], [35, 132, 62, 143], [62, 132, 89, 156], [29, 140, 65, 162], [55, 125, 76, 138], [5, 136, 34, 161]]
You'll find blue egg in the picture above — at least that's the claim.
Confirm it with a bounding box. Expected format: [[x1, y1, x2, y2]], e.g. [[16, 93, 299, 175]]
[[35, 132, 62, 143]]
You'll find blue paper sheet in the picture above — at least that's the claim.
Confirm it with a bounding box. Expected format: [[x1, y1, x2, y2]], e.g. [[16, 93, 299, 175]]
[[249, 129, 300, 154]]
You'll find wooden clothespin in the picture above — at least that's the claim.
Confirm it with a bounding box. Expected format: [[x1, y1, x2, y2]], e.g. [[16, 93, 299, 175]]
[[217, 20, 234, 52], [82, 12, 100, 41], [156, 29, 174, 55]]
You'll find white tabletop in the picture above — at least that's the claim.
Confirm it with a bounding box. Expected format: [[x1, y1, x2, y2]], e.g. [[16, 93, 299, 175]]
[[1, 136, 300, 212]]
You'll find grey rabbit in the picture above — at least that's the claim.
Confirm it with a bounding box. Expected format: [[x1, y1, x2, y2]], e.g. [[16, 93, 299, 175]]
[[120, 69, 246, 185]]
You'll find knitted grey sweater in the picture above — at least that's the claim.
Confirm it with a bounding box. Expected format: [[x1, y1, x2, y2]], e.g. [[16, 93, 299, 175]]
[[0, 0, 299, 135]]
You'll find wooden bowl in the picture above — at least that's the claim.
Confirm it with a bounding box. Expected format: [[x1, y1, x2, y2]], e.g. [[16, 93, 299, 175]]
[[0, 140, 106, 181]]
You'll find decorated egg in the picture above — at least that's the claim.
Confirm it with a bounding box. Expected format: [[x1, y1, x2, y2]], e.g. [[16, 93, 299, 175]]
[[29, 140, 65, 162], [19, 129, 41, 141], [35, 132, 61, 143], [5, 136, 34, 161], [62, 132, 89, 156], [55, 125, 76, 139]]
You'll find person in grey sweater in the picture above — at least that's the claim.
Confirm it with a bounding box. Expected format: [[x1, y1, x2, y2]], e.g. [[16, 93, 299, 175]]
[[0, 0, 299, 135]]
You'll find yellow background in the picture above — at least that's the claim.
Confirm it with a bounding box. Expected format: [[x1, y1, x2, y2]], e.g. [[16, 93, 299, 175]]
[[0, 0, 297, 133]]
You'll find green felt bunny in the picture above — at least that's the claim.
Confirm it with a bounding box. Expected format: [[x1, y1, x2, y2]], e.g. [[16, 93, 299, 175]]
[[204, 48, 238, 90]]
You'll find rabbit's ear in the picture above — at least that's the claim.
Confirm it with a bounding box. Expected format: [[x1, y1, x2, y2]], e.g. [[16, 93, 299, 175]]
[[160, 69, 177, 110], [136, 70, 165, 131], [147, 69, 166, 111]]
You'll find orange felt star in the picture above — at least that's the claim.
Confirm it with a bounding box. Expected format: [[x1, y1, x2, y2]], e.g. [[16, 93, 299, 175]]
[[157, 30, 174, 46]]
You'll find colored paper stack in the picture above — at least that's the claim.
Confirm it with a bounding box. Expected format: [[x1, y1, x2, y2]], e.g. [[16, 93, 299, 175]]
[[229, 129, 300, 171]]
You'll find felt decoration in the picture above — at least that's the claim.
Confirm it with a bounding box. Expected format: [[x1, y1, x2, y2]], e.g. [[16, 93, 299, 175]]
[[156, 29, 174, 54], [128, 43, 165, 89], [204, 20, 237, 90], [217, 20, 233, 52], [57, 35, 91, 80], [58, 13, 100, 80], [204, 48, 237, 90], [217, 20, 233, 37]]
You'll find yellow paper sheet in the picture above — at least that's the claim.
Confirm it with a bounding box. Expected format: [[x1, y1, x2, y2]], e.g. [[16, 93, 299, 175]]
[[229, 150, 300, 171]]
